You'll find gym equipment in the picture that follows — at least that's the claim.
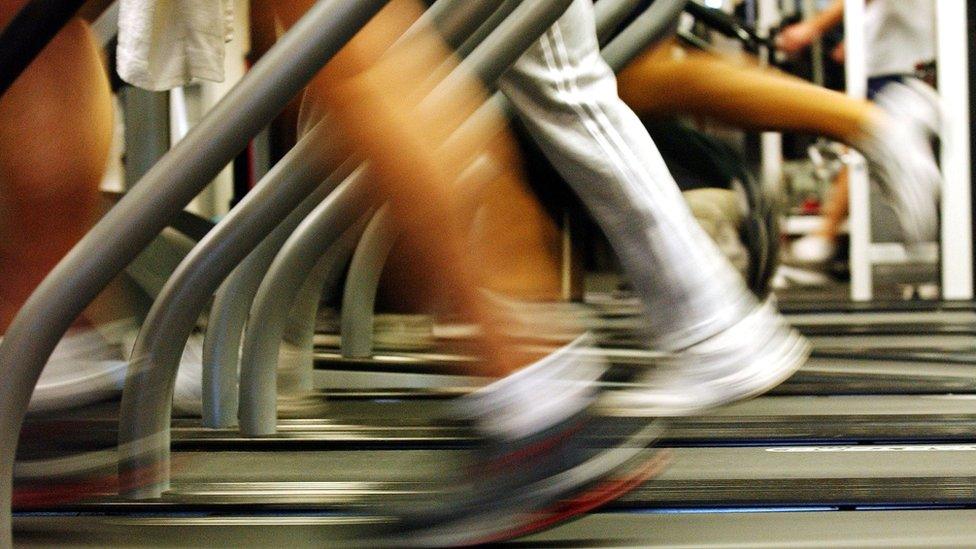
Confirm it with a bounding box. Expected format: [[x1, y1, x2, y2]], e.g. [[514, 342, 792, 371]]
[[0, 0, 397, 542], [648, 119, 780, 297], [7, 0, 976, 546]]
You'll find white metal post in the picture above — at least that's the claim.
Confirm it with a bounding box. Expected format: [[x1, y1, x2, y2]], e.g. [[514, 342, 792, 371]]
[[801, 0, 826, 86], [937, 0, 974, 300], [173, 0, 251, 219], [757, 0, 783, 194], [844, 0, 873, 301]]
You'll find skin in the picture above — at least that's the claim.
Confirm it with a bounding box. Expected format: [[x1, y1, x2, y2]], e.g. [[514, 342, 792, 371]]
[[618, 38, 882, 145], [617, 29, 895, 247], [777, 0, 847, 55], [275, 0, 567, 377], [819, 166, 850, 241], [774, 0, 882, 243], [0, 1, 113, 332]]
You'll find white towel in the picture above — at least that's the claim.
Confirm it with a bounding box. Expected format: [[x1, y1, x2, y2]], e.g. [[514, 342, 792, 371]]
[[117, 0, 234, 91]]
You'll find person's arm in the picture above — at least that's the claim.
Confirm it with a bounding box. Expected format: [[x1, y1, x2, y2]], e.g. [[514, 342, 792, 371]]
[[809, 0, 847, 36], [777, 0, 846, 54]]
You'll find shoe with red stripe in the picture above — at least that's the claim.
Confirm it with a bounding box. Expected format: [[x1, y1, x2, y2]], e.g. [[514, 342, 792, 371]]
[[370, 334, 666, 547]]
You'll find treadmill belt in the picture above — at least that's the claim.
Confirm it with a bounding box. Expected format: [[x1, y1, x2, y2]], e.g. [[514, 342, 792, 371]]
[[16, 509, 976, 548], [15, 444, 976, 511], [19, 395, 976, 457]]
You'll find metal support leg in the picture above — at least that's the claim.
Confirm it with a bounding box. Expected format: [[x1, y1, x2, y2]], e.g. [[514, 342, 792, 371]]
[[937, 0, 974, 299], [239, 170, 374, 436], [202, 195, 317, 427], [600, 0, 688, 71], [120, 87, 170, 188], [200, 166, 348, 428], [340, 206, 398, 359], [594, 0, 646, 45], [279, 215, 372, 394], [844, 0, 872, 301], [416, 0, 506, 50], [117, 123, 350, 499], [455, 0, 520, 59]]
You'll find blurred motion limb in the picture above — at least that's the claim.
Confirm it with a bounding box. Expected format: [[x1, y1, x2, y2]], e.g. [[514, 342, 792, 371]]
[[818, 165, 850, 241], [617, 38, 880, 145], [777, 0, 845, 54], [0, 1, 113, 331], [302, 0, 565, 376]]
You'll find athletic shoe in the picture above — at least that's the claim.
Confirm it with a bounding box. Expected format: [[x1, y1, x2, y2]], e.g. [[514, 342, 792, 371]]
[[879, 79, 942, 137], [372, 334, 667, 546], [602, 299, 810, 417], [20, 320, 205, 415], [789, 234, 837, 266], [23, 319, 134, 414], [856, 81, 942, 244], [772, 265, 832, 288]]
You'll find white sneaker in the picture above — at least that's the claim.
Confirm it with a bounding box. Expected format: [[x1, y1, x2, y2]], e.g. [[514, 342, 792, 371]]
[[22, 319, 135, 413], [856, 81, 942, 244], [790, 234, 837, 265], [12, 318, 205, 415], [602, 300, 810, 416], [879, 79, 942, 136]]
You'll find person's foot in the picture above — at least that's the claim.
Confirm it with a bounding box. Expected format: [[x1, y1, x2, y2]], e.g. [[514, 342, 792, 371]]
[[789, 234, 837, 266], [603, 300, 810, 417], [24, 319, 136, 413], [772, 265, 832, 289], [23, 322, 206, 415], [378, 334, 667, 546], [856, 81, 942, 244], [879, 79, 942, 136]]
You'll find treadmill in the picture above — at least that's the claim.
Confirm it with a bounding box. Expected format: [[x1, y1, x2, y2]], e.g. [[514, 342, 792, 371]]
[[6, 0, 976, 547]]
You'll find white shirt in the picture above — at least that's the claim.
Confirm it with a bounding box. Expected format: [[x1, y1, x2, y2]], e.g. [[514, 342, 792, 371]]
[[864, 0, 936, 77]]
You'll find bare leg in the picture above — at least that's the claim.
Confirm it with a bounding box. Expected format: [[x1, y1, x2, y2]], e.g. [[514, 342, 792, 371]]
[[286, 0, 564, 377], [0, 6, 113, 331], [617, 39, 882, 145], [819, 167, 850, 241]]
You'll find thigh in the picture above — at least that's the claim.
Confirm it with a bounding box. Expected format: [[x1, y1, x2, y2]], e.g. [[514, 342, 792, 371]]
[[0, 16, 112, 216]]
